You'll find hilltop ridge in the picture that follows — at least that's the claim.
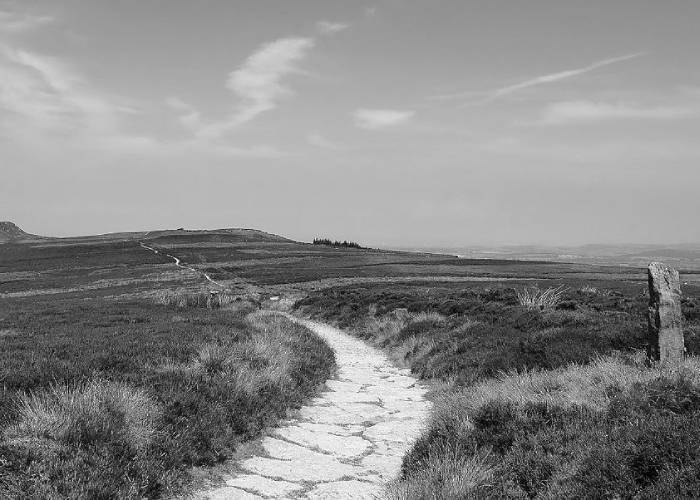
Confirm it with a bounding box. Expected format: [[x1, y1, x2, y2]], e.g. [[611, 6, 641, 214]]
[[0, 221, 31, 242]]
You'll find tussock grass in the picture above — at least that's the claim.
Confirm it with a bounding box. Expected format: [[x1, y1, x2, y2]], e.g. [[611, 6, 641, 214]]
[[0, 308, 334, 499], [396, 353, 700, 499], [388, 449, 495, 500], [7, 379, 160, 452], [516, 285, 568, 310]]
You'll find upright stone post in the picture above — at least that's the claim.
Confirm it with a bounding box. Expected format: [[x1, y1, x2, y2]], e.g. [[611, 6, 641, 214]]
[[647, 262, 684, 364]]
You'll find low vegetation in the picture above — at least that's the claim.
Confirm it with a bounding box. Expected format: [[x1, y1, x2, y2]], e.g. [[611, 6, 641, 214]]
[[153, 289, 252, 309], [0, 298, 335, 499], [395, 354, 700, 498], [295, 283, 691, 385], [297, 281, 700, 498], [516, 285, 568, 310]]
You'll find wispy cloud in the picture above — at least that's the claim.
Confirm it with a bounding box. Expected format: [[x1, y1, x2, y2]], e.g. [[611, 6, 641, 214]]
[[307, 132, 341, 149], [316, 20, 349, 36], [353, 108, 414, 130], [0, 9, 54, 34], [529, 100, 694, 126], [0, 44, 135, 137], [171, 37, 314, 140], [432, 53, 646, 105]]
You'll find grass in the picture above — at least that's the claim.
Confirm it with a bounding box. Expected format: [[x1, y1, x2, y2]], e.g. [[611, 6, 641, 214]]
[[0, 299, 335, 499], [394, 354, 700, 499], [4, 228, 700, 498], [516, 285, 568, 310], [296, 283, 690, 385], [297, 280, 700, 498], [153, 290, 253, 309]]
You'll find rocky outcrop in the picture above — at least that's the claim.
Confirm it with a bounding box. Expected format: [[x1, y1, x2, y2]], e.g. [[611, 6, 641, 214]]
[[647, 262, 685, 364], [0, 221, 29, 242]]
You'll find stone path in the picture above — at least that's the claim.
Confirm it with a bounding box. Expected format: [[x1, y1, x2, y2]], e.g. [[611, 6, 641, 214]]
[[200, 316, 432, 499]]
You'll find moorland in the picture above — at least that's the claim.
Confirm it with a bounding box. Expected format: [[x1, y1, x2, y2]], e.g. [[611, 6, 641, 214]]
[[2, 222, 700, 498]]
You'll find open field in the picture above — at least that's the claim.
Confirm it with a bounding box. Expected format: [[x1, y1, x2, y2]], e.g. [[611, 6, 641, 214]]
[[0, 229, 341, 498], [3, 227, 700, 498]]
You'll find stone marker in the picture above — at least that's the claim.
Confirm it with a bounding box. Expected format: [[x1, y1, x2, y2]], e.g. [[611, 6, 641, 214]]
[[647, 262, 684, 364]]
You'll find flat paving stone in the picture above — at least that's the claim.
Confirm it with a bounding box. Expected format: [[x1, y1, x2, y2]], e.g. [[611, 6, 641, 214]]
[[203, 487, 264, 500], [241, 456, 359, 483], [306, 480, 384, 499], [274, 426, 371, 458], [225, 475, 303, 497]]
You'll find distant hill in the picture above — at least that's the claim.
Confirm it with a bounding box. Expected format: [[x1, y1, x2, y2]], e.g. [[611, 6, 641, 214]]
[[144, 227, 294, 244], [0, 221, 33, 242], [396, 243, 700, 271]]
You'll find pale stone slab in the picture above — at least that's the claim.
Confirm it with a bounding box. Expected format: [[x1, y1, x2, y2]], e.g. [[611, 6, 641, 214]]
[[326, 380, 363, 392], [306, 480, 384, 499], [261, 437, 329, 461], [364, 419, 424, 443], [241, 456, 359, 483], [298, 421, 365, 436], [298, 405, 367, 425], [319, 391, 382, 404], [339, 402, 394, 420], [225, 474, 303, 496], [274, 425, 371, 458], [360, 453, 405, 478], [203, 486, 264, 499]]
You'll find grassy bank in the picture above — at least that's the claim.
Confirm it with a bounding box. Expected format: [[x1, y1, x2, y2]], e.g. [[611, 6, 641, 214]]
[[296, 281, 700, 498], [394, 354, 700, 498], [0, 297, 335, 499]]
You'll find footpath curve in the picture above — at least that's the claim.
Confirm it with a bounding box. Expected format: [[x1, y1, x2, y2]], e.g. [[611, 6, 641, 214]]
[[139, 241, 226, 289], [202, 316, 432, 500]]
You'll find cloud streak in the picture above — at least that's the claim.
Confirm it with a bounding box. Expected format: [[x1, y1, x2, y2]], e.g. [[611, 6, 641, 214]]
[[316, 20, 349, 36], [433, 52, 646, 105], [171, 37, 314, 140], [353, 108, 414, 129], [0, 44, 135, 137], [0, 9, 54, 34], [530, 100, 694, 126]]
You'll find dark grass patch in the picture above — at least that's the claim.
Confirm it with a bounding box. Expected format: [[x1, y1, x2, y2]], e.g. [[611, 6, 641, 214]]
[[296, 282, 689, 385], [400, 373, 700, 499]]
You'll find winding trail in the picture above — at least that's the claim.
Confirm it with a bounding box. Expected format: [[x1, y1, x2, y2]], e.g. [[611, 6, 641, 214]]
[[139, 241, 226, 289], [202, 316, 432, 499]]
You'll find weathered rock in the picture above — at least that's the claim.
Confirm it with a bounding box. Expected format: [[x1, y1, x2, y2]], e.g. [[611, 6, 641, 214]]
[[647, 262, 684, 364]]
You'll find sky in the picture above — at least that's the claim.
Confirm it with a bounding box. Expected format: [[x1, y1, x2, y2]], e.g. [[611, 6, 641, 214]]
[[1, 0, 699, 247]]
